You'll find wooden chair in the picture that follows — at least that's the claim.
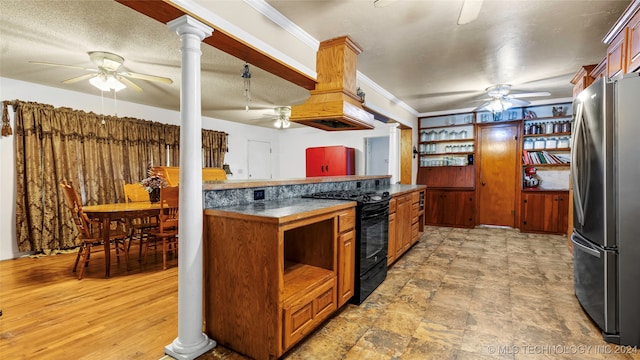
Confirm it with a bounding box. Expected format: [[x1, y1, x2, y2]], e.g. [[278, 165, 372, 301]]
[[143, 186, 179, 270], [123, 182, 157, 258], [59, 182, 129, 279]]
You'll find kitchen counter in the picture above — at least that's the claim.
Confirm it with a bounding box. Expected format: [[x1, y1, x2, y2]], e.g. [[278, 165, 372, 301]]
[[379, 184, 427, 197], [205, 197, 356, 224]]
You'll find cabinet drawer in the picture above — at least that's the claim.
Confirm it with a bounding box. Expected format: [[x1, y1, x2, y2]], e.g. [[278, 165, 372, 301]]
[[338, 209, 355, 233], [411, 202, 419, 218], [411, 191, 420, 204], [283, 278, 336, 350], [411, 222, 419, 242], [389, 198, 397, 213]]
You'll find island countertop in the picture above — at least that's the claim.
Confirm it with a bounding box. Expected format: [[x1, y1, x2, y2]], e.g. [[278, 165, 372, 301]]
[[204, 197, 356, 224]]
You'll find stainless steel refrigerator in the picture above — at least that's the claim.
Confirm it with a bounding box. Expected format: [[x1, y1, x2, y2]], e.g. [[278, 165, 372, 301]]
[[571, 73, 640, 347]]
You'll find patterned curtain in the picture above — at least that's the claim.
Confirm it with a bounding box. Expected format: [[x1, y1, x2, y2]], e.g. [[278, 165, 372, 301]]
[[202, 129, 228, 168], [12, 100, 228, 253]]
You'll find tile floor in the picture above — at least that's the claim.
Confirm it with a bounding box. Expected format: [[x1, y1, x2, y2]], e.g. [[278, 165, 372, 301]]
[[198, 226, 640, 360]]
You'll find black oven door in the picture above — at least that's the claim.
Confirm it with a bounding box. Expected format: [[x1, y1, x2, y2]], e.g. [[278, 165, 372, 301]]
[[358, 200, 389, 275]]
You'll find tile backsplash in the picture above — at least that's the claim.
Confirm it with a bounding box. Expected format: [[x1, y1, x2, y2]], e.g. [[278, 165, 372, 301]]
[[204, 177, 391, 208]]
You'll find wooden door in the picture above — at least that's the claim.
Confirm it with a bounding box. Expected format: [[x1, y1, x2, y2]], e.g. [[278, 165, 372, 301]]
[[425, 190, 442, 225], [521, 193, 549, 232], [338, 230, 355, 307], [627, 9, 640, 73], [395, 194, 410, 257], [477, 124, 519, 227], [607, 29, 627, 79], [454, 190, 475, 227], [387, 211, 396, 265]]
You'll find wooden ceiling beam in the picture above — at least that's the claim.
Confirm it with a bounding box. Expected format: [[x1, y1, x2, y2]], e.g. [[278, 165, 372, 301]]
[[114, 0, 317, 91]]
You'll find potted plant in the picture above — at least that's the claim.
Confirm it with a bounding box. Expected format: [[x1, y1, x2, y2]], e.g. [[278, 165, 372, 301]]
[[141, 164, 167, 203]]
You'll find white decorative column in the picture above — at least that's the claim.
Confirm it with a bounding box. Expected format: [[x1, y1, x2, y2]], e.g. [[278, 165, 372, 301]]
[[165, 15, 216, 360], [388, 123, 401, 184]]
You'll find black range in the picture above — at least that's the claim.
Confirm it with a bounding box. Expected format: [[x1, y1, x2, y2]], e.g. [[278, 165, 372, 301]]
[[303, 189, 390, 304]]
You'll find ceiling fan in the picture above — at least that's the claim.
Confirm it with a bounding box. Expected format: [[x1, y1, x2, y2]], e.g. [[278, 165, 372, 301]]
[[29, 51, 173, 93], [473, 84, 550, 112], [253, 106, 292, 129]]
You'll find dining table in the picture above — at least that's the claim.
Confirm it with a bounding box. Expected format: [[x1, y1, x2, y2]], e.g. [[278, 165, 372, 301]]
[[82, 201, 162, 278]]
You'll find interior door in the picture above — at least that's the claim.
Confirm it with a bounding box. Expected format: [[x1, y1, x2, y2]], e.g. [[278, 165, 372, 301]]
[[477, 124, 519, 227], [247, 140, 271, 179]]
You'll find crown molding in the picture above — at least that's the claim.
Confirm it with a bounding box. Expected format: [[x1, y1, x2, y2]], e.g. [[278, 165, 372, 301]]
[[243, 0, 319, 50], [357, 71, 419, 117], [168, 0, 316, 79]]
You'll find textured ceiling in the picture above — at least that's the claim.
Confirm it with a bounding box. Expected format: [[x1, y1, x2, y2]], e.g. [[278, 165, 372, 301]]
[[0, 0, 310, 128], [0, 0, 632, 128], [267, 0, 630, 113]]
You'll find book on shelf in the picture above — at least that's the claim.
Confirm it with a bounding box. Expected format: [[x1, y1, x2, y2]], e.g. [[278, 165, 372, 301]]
[[522, 150, 570, 165]]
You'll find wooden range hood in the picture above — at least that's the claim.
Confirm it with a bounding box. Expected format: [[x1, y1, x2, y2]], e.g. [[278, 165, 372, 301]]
[[290, 36, 375, 131]]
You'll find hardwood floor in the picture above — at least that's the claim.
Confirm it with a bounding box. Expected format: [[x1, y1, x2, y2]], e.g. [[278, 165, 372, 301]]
[[2, 227, 639, 359], [0, 246, 178, 359]]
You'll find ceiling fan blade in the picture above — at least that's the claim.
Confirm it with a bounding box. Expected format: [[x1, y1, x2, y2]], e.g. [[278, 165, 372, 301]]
[[62, 73, 97, 84], [116, 76, 143, 93], [458, 0, 483, 25], [508, 98, 531, 106], [471, 98, 493, 103], [509, 92, 551, 98], [120, 71, 173, 85], [373, 0, 398, 8], [29, 61, 95, 71], [472, 102, 491, 112]]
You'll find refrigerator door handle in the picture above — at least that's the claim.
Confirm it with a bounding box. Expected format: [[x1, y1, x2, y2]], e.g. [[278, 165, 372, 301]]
[[572, 232, 601, 258], [572, 102, 586, 226]]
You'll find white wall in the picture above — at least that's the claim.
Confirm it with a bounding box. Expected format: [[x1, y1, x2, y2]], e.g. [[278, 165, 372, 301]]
[[277, 122, 397, 179], [0, 77, 282, 260]]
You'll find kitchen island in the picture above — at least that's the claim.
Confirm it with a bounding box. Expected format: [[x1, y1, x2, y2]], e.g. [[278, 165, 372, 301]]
[[203, 198, 356, 360], [201, 176, 425, 359]]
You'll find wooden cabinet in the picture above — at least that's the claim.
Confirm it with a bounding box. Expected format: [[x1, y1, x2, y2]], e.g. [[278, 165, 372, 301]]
[[283, 276, 336, 349], [571, 64, 596, 98], [337, 210, 355, 307], [305, 146, 355, 177], [590, 59, 607, 80], [388, 188, 424, 266], [628, 8, 640, 72], [521, 191, 569, 234], [601, 1, 640, 78], [395, 193, 411, 257], [387, 198, 397, 266], [425, 189, 474, 227], [203, 201, 355, 360], [607, 29, 628, 79], [417, 165, 475, 188]]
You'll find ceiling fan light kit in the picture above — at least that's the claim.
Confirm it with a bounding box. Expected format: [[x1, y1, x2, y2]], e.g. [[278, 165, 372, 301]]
[[28, 51, 172, 94], [89, 74, 126, 92], [273, 106, 291, 128], [474, 83, 550, 114]]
